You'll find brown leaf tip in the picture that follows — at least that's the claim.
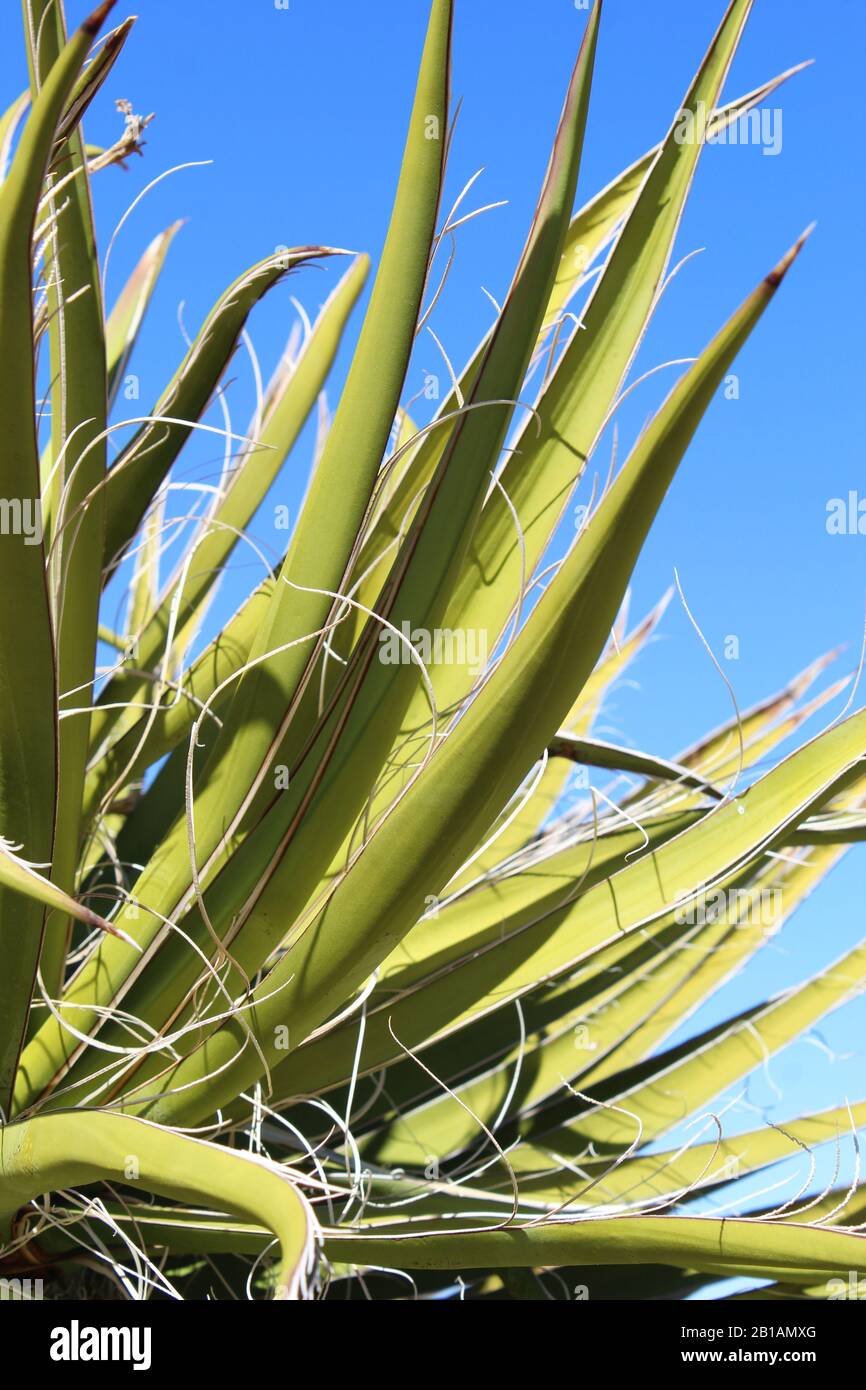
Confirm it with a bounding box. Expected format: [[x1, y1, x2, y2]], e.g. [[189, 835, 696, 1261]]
[[83, 0, 118, 36], [766, 222, 816, 287]]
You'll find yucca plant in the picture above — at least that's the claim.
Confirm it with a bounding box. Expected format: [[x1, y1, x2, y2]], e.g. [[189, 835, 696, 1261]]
[[0, 0, 863, 1303]]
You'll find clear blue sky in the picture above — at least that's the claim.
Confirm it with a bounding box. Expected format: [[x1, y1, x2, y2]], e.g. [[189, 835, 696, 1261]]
[[4, 0, 865, 1220]]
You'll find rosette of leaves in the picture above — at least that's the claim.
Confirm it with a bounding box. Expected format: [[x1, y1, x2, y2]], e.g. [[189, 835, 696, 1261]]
[[0, 0, 863, 1302]]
